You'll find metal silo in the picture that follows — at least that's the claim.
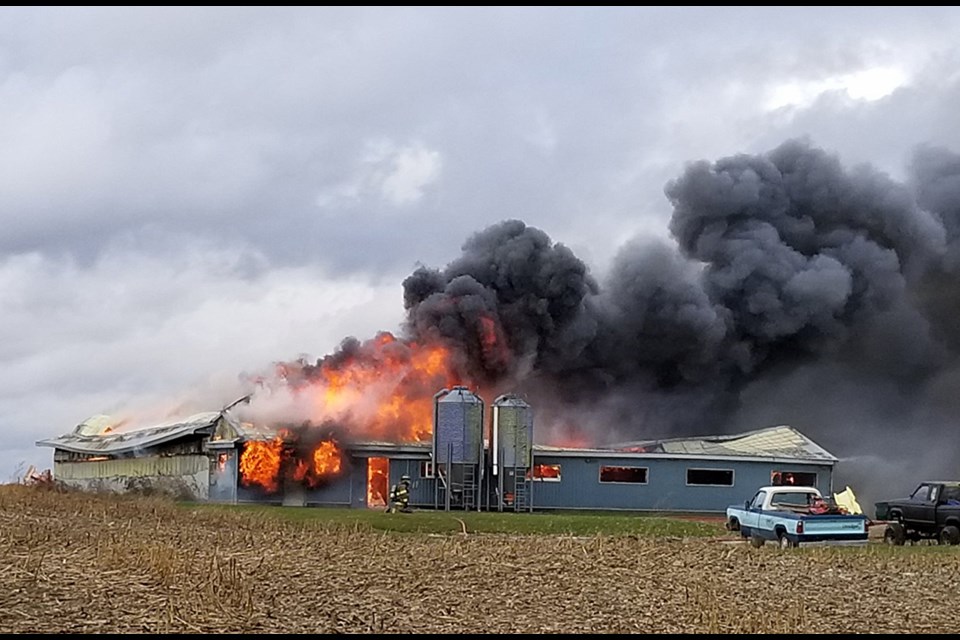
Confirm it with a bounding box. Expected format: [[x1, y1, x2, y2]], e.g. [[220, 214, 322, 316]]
[[432, 386, 484, 511], [492, 394, 534, 512]]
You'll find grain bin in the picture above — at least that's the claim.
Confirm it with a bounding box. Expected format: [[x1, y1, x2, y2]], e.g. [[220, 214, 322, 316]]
[[432, 386, 484, 511], [492, 394, 533, 472], [492, 393, 534, 512], [432, 386, 484, 465]]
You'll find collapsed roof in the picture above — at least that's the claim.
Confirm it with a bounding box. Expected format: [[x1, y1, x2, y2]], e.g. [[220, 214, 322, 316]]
[[36, 411, 228, 456]]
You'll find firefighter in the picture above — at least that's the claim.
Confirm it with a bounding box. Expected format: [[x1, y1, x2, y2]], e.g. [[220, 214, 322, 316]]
[[386, 475, 412, 513]]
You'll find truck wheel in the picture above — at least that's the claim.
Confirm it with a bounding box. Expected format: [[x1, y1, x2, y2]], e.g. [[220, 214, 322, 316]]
[[939, 525, 960, 546], [749, 533, 765, 548], [778, 532, 797, 549], [725, 517, 740, 532], [884, 523, 906, 546]]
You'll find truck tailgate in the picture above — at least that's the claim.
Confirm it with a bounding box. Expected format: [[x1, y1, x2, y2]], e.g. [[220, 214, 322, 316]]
[[802, 516, 866, 534]]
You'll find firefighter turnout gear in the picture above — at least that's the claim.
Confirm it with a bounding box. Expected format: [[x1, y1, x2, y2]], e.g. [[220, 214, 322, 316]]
[[387, 476, 412, 513]]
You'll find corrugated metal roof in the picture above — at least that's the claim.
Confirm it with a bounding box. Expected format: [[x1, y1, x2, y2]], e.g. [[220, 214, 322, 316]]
[[610, 425, 837, 462], [211, 419, 279, 442], [36, 411, 222, 455], [39, 409, 834, 466]]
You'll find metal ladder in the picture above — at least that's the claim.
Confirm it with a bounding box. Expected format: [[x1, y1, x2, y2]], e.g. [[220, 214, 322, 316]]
[[461, 465, 476, 511], [512, 466, 529, 512]]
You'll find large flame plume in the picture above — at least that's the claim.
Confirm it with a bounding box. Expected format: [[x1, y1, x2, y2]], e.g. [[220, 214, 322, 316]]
[[236, 321, 510, 494], [239, 437, 283, 493], [239, 430, 344, 494], [269, 331, 473, 443]]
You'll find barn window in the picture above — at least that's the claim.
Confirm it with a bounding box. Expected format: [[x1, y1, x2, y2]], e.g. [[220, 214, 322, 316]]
[[420, 461, 434, 478], [526, 464, 561, 482], [771, 471, 817, 487], [686, 468, 734, 487], [599, 466, 648, 484]]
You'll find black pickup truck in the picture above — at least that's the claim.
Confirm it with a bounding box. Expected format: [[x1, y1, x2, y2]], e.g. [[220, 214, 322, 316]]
[[874, 481, 960, 545]]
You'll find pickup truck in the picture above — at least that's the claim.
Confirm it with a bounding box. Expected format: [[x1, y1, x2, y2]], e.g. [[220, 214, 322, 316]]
[[874, 481, 960, 545], [726, 485, 869, 548]]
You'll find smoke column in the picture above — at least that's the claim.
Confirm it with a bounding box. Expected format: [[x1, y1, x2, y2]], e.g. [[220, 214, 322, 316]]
[[256, 138, 960, 505], [394, 138, 960, 504]]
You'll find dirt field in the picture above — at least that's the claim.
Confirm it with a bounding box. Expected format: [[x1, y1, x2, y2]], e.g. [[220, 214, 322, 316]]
[[2, 485, 959, 633]]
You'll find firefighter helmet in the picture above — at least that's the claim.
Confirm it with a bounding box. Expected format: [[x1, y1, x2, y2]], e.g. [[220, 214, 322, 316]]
[[400, 475, 410, 482]]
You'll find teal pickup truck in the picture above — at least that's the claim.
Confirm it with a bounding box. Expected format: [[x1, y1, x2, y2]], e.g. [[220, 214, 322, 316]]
[[725, 485, 869, 548]]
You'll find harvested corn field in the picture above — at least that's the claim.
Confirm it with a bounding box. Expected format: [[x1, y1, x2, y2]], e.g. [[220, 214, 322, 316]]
[[2, 485, 959, 634]]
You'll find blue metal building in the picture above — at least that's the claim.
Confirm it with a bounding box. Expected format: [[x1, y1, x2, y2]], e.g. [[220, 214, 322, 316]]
[[216, 423, 836, 514], [522, 426, 836, 512], [39, 405, 837, 514]]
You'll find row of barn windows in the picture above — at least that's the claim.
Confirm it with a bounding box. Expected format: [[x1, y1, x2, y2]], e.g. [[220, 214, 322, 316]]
[[420, 462, 816, 488]]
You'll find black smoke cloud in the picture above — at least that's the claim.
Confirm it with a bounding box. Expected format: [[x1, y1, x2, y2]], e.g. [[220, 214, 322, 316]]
[[403, 220, 598, 382], [399, 138, 960, 500], [666, 139, 945, 379]]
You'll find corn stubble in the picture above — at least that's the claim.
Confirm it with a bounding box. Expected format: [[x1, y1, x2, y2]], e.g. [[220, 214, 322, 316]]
[[1, 485, 957, 633]]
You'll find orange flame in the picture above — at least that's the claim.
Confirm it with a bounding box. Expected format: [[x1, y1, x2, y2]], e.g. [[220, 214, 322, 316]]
[[313, 440, 342, 476], [367, 457, 389, 508], [239, 436, 344, 492], [239, 437, 283, 492], [478, 315, 511, 370], [529, 463, 561, 480], [281, 332, 462, 443], [292, 459, 310, 483]]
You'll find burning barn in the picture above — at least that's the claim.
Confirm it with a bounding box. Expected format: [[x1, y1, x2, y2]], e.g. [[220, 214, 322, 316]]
[[31, 140, 960, 515], [35, 411, 234, 500], [36, 387, 838, 513]]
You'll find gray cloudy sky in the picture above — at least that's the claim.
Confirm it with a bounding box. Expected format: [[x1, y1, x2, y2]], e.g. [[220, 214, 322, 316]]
[[4, 6, 960, 480]]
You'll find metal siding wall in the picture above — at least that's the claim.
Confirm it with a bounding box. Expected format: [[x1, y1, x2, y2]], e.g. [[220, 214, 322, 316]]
[[208, 451, 238, 503], [235, 473, 353, 506], [56, 455, 208, 479], [414, 478, 438, 507], [236, 484, 282, 504], [54, 455, 210, 500], [229, 451, 447, 510], [223, 449, 834, 512], [350, 459, 368, 509], [530, 455, 835, 512], [818, 468, 833, 496], [675, 463, 766, 512], [389, 458, 435, 506], [303, 474, 352, 506]]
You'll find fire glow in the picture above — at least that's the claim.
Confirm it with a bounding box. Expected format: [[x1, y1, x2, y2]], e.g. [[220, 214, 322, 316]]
[[239, 437, 283, 493], [238, 317, 510, 497], [367, 457, 389, 508], [277, 331, 465, 443], [239, 434, 344, 493]]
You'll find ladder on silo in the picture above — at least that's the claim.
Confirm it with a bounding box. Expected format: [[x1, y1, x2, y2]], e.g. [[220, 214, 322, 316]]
[[512, 465, 531, 512], [461, 465, 477, 511]]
